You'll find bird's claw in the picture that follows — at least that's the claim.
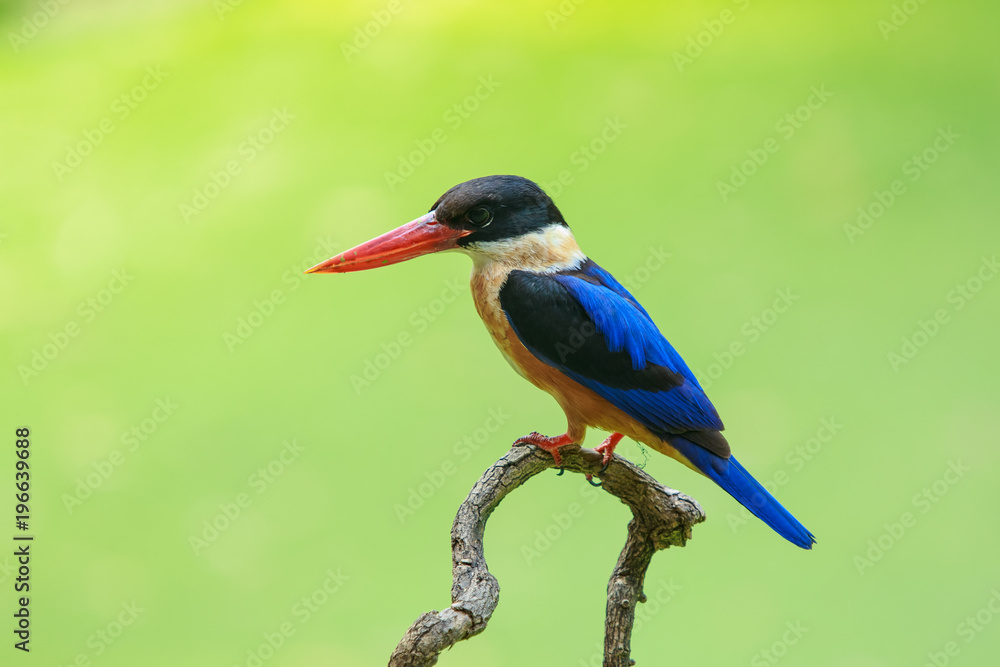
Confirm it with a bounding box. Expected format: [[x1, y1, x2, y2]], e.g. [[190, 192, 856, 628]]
[[513, 431, 542, 446], [513, 431, 575, 466], [585, 474, 602, 487], [594, 432, 625, 468]]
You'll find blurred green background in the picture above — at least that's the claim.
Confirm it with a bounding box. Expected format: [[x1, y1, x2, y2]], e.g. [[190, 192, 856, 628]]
[[2, 0, 999, 665]]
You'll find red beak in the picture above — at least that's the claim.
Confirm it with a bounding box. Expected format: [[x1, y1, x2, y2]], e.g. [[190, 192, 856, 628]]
[[305, 212, 472, 274]]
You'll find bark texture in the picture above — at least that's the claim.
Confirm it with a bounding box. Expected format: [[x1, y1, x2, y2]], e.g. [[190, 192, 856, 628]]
[[388, 443, 705, 667]]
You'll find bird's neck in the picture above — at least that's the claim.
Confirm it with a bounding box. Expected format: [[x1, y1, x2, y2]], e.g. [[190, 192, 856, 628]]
[[466, 224, 586, 276]]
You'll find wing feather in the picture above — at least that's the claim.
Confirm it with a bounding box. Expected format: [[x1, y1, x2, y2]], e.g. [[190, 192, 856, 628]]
[[499, 260, 728, 456]]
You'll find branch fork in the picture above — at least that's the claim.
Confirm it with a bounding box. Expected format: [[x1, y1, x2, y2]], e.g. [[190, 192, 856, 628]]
[[388, 443, 705, 667]]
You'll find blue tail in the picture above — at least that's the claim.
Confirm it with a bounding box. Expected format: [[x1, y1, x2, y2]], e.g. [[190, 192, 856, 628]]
[[670, 436, 816, 549]]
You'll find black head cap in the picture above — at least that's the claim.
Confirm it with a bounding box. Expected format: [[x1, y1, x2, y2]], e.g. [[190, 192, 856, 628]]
[[430, 175, 567, 246]]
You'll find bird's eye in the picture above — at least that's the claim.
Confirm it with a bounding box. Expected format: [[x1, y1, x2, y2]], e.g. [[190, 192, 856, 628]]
[[466, 206, 493, 227]]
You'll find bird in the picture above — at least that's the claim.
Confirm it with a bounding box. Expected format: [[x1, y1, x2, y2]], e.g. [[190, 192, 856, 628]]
[[307, 175, 815, 549]]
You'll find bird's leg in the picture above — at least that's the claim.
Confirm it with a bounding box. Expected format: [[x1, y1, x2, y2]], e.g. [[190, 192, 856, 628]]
[[514, 424, 584, 467], [513, 432, 576, 466], [594, 432, 625, 467]]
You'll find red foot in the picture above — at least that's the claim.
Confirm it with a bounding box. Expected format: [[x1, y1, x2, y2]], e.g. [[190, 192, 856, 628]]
[[594, 432, 625, 466], [514, 431, 577, 466]]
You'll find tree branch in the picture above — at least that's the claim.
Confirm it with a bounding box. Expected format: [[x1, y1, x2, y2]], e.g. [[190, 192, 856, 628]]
[[388, 443, 705, 667]]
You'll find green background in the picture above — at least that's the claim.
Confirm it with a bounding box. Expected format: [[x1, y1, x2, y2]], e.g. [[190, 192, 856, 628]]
[[2, 0, 999, 665]]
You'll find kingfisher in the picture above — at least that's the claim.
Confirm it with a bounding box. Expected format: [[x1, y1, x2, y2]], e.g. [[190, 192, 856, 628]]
[[308, 175, 815, 549]]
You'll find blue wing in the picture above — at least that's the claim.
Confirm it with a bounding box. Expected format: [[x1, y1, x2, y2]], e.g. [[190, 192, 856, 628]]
[[498, 259, 728, 456], [499, 259, 817, 550], [500, 260, 816, 549]]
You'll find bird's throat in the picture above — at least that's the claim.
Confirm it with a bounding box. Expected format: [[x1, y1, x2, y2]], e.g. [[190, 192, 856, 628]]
[[465, 224, 586, 275]]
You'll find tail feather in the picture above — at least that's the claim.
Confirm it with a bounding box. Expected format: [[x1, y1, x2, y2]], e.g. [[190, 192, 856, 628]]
[[669, 436, 816, 549]]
